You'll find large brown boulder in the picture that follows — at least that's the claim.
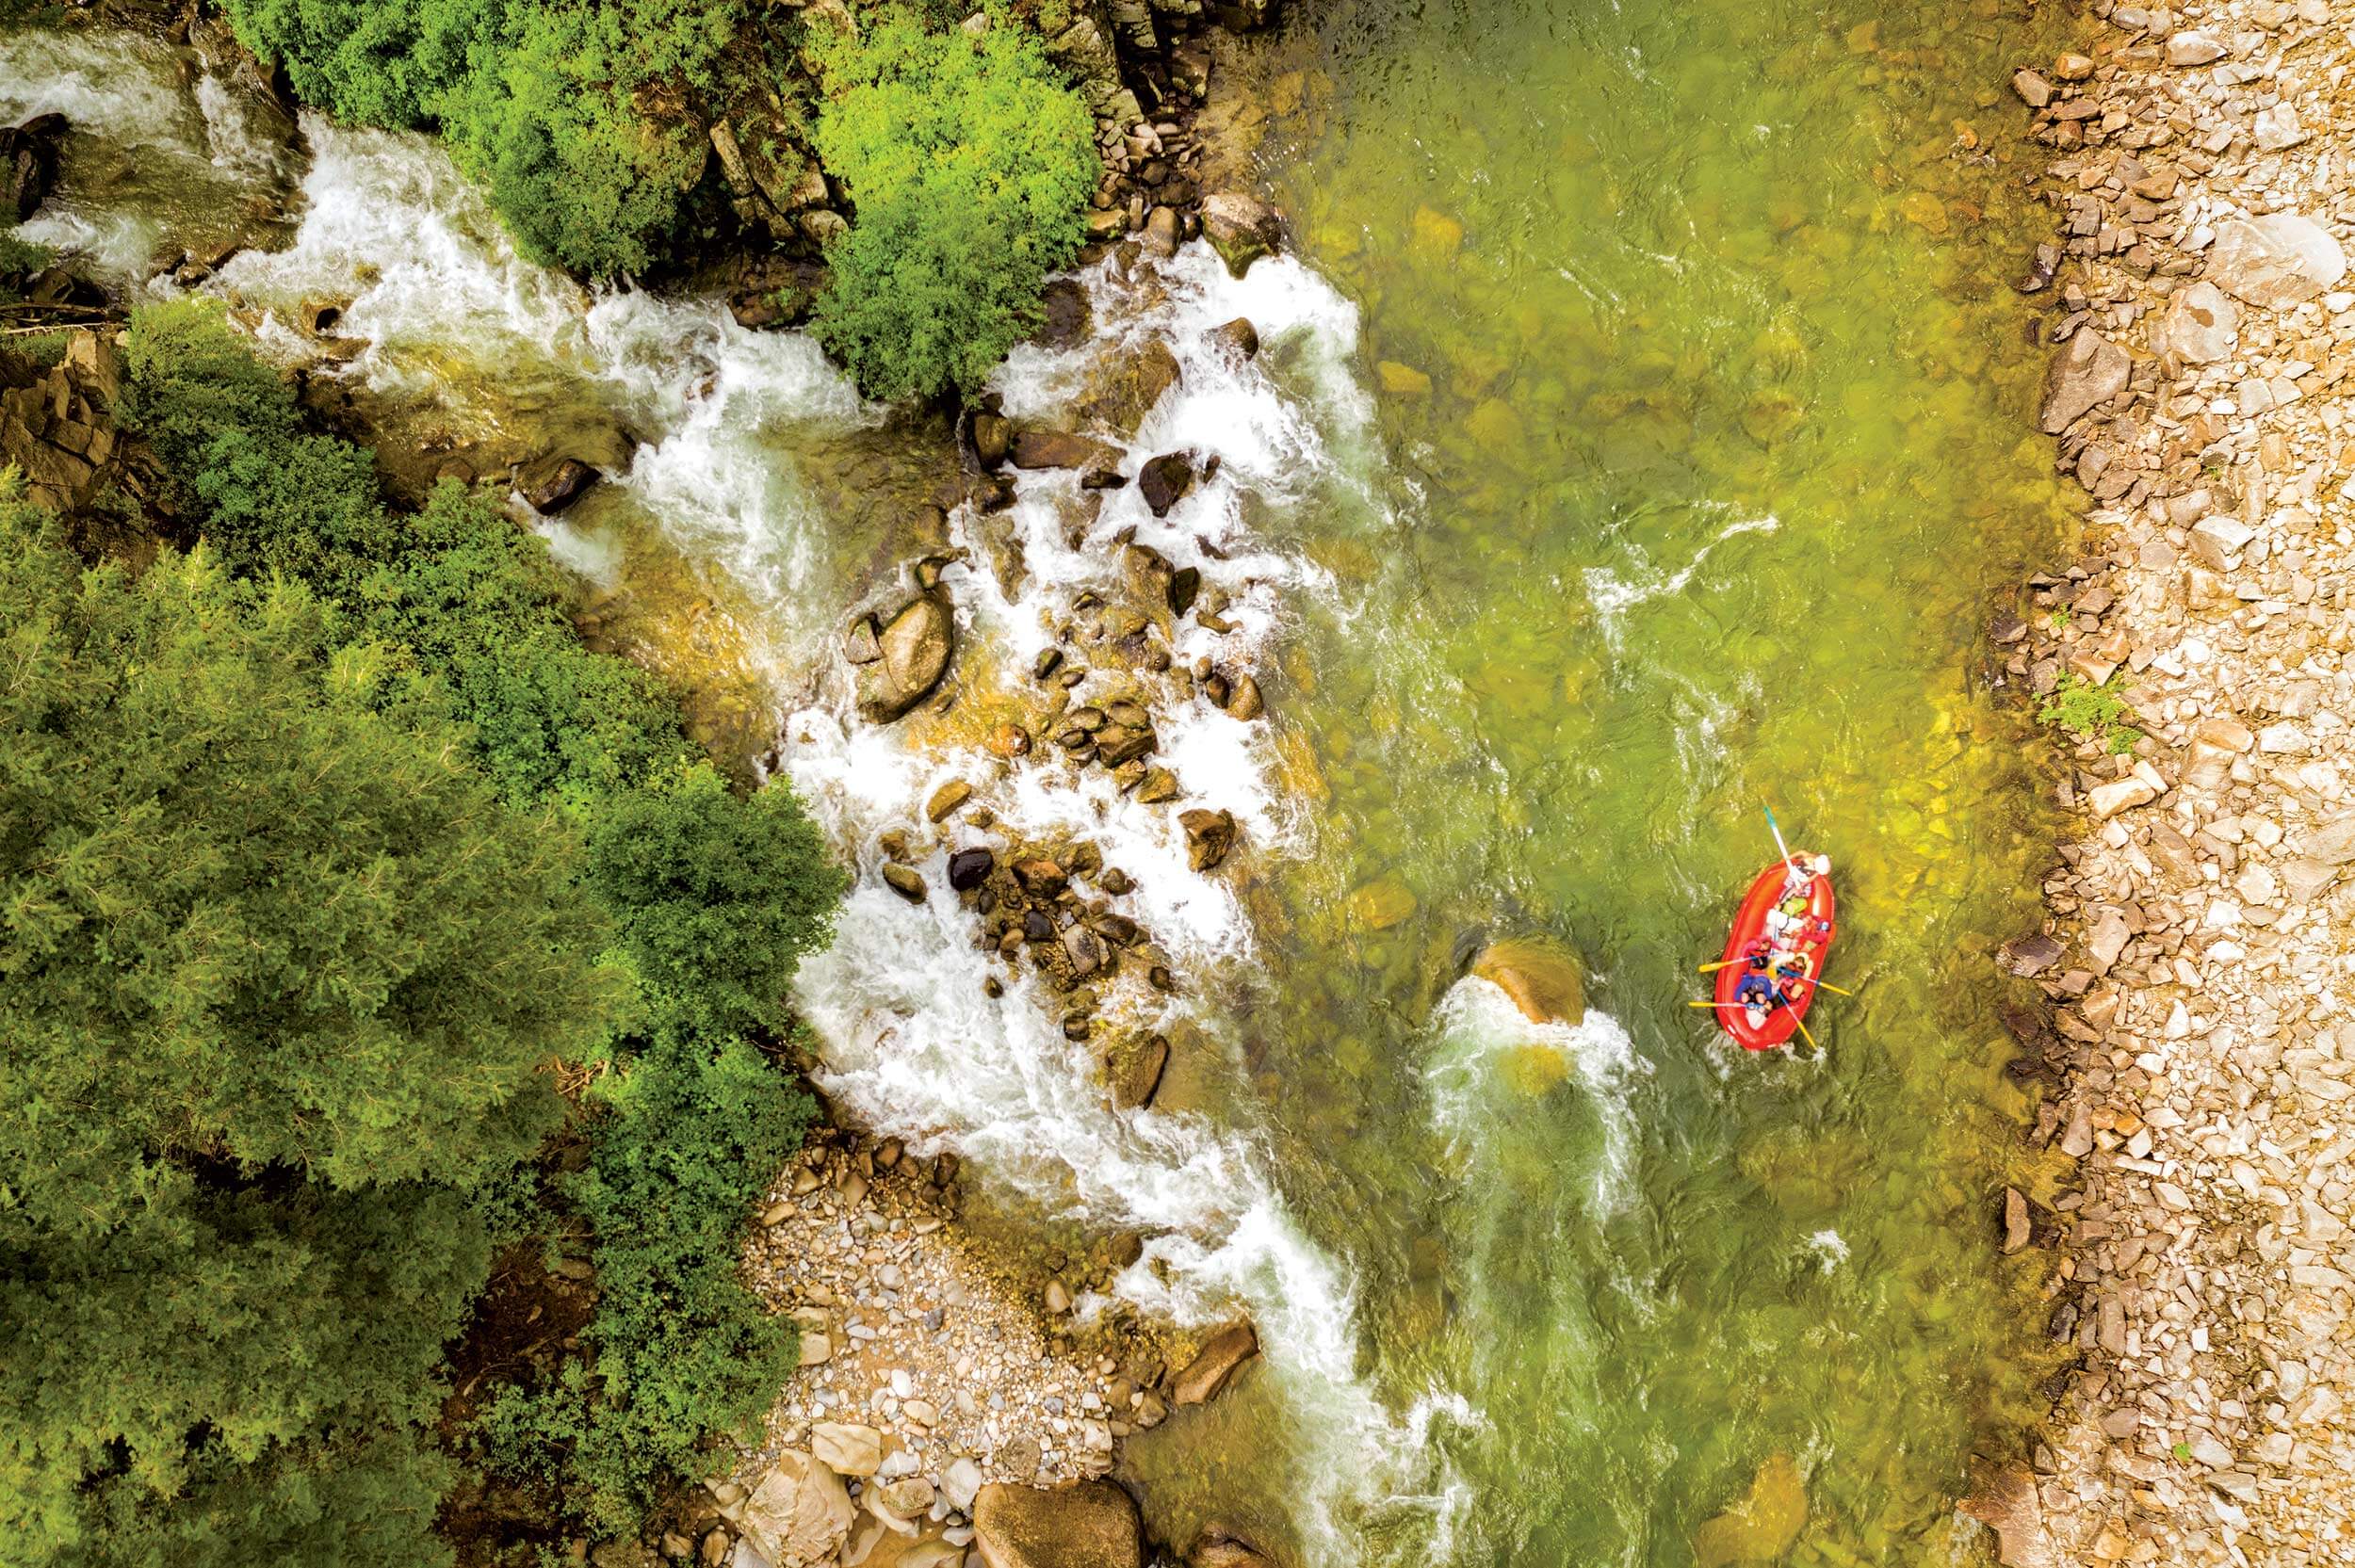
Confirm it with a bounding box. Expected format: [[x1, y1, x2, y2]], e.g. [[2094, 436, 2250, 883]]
[[853, 593, 955, 722], [1171, 1321, 1259, 1404], [1470, 938, 1585, 1026], [972, 1479, 1143, 1568], [1187, 1528, 1278, 1568], [739, 1451, 854, 1568], [2, 114, 65, 221], [1078, 339, 1181, 438], [1010, 428, 1124, 473], [1957, 1463, 2056, 1568], [2038, 329, 2128, 435]]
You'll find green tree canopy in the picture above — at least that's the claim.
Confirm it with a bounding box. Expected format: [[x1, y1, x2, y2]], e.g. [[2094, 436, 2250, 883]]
[[809, 12, 1098, 401]]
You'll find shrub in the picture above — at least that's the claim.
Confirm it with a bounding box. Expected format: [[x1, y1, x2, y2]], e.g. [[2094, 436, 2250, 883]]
[[2038, 671, 2142, 755], [585, 762, 844, 1038], [479, 1028, 816, 1533], [808, 12, 1097, 400]]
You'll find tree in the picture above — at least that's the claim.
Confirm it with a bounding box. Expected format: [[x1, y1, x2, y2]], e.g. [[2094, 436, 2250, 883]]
[[808, 12, 1098, 401], [0, 481, 620, 1566]]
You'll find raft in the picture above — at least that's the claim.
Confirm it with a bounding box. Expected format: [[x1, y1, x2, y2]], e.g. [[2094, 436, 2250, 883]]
[[1712, 860, 1837, 1051]]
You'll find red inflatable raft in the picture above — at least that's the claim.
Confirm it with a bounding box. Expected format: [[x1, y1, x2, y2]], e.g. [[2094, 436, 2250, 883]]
[[1712, 860, 1837, 1051]]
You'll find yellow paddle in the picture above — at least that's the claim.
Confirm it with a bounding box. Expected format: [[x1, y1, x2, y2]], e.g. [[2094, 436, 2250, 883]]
[[1688, 998, 1827, 1055], [1698, 959, 1853, 995]]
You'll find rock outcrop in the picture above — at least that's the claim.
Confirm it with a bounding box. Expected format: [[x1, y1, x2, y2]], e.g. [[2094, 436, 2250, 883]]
[[972, 1479, 1143, 1568], [2, 113, 65, 221], [1470, 937, 1585, 1026], [851, 592, 955, 723], [738, 1450, 854, 1568]]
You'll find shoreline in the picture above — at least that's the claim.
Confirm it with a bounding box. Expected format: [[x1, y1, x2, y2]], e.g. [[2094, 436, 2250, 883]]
[[1980, 1, 2355, 1561]]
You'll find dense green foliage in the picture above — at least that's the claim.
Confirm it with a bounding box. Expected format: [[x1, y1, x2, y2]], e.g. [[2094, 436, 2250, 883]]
[[482, 1029, 816, 1532], [4, 303, 844, 1560], [809, 13, 1097, 400], [0, 482, 613, 1566], [219, 0, 746, 275]]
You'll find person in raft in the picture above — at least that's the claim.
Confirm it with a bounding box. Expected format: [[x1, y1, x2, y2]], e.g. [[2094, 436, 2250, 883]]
[[1733, 935, 1781, 1027], [1763, 854, 1833, 945]]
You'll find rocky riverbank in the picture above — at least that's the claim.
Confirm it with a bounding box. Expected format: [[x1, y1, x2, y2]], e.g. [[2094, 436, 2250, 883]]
[[1973, 2, 2355, 1562]]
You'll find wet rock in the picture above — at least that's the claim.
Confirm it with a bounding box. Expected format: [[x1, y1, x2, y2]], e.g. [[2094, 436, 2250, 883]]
[[1104, 1032, 1169, 1110], [2039, 330, 2129, 435], [973, 1479, 1142, 1568], [855, 594, 955, 722], [2152, 280, 2237, 364], [883, 864, 927, 903], [926, 780, 973, 822], [1471, 937, 1585, 1025], [520, 455, 602, 514], [2205, 214, 2347, 308], [1347, 877, 1417, 931], [1, 114, 64, 221], [739, 1451, 853, 1568], [1096, 724, 1159, 767], [948, 849, 995, 892], [1143, 204, 1180, 259], [1693, 1452, 1807, 1568], [972, 412, 1012, 466], [1168, 565, 1201, 618], [1032, 278, 1094, 351], [1957, 1463, 2055, 1568], [1010, 428, 1125, 472], [1079, 339, 1181, 438], [1201, 192, 1282, 278], [2003, 1188, 2031, 1254], [1136, 768, 1178, 803], [1138, 451, 1197, 517], [1210, 317, 1259, 362], [1172, 1322, 1258, 1405], [1227, 673, 1262, 719], [2002, 931, 2065, 976], [2011, 69, 2054, 107], [1178, 808, 1237, 871]]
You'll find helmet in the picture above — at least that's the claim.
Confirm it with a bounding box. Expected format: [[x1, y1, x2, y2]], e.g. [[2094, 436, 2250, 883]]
[[1812, 854, 1832, 876]]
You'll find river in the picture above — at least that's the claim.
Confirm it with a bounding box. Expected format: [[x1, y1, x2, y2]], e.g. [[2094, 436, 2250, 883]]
[[5, 2, 2083, 1562]]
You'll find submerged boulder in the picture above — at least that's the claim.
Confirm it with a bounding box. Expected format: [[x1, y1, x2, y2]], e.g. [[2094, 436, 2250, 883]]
[[1171, 1321, 1259, 1405], [2038, 329, 2128, 435], [972, 1479, 1143, 1568], [1470, 937, 1585, 1026], [853, 593, 955, 722], [1078, 338, 1181, 438], [1692, 1452, 1807, 1568]]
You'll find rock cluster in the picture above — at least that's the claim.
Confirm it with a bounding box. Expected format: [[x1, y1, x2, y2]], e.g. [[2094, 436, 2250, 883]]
[[720, 1135, 1261, 1568], [1981, 4, 2355, 1563], [0, 331, 171, 528]]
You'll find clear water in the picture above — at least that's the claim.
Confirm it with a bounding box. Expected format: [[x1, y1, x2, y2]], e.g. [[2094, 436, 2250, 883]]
[[3, 3, 2090, 1562]]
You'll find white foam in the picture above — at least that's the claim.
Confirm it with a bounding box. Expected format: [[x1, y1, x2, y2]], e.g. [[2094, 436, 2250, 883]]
[[0, 30, 199, 151], [1425, 976, 1648, 1215], [1807, 1229, 1849, 1273], [1583, 509, 1780, 647]]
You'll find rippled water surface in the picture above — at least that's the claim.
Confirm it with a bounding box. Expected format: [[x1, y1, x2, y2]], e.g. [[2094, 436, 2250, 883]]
[[6, 3, 2092, 1562]]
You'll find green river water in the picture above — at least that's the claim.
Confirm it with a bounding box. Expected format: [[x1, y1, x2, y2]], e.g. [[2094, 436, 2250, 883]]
[[2, 0, 2095, 1562], [1116, 1, 2088, 1562]]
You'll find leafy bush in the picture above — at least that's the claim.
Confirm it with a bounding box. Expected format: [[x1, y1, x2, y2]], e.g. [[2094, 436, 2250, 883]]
[[481, 1028, 815, 1532], [809, 12, 1097, 400], [586, 762, 844, 1037], [0, 480, 616, 1567], [2038, 671, 2142, 755]]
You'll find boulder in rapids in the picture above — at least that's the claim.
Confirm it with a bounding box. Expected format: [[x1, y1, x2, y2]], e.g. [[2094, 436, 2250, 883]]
[[1210, 317, 1259, 362], [2038, 330, 2128, 436], [1104, 1031, 1169, 1110], [1138, 450, 1197, 517], [1143, 204, 1181, 259], [1078, 339, 1182, 438], [882, 864, 926, 902], [1171, 1321, 1258, 1405], [853, 593, 955, 722], [1201, 192, 1282, 278], [1010, 428, 1125, 473], [1031, 277, 1094, 350], [1692, 1452, 1807, 1568], [1470, 937, 1585, 1026], [520, 454, 602, 513], [972, 1479, 1143, 1568], [947, 848, 994, 891], [739, 1450, 854, 1568], [2, 114, 65, 221], [1178, 808, 1237, 872]]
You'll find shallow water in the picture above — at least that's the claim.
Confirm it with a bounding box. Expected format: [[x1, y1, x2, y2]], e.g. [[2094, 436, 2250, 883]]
[[3, 4, 2088, 1562]]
